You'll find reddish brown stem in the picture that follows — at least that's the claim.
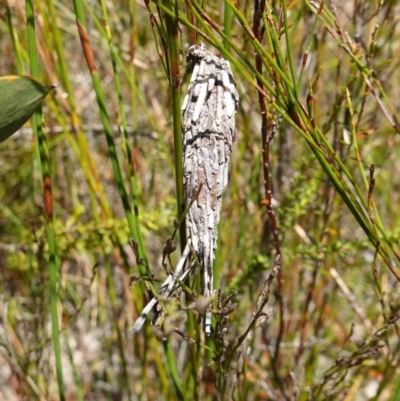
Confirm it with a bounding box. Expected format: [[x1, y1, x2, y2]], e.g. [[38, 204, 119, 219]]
[[252, 0, 285, 396]]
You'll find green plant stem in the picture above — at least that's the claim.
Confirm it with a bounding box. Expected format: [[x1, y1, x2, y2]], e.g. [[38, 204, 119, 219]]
[[6, 4, 24, 74], [25, 1, 65, 400], [163, 0, 186, 252], [163, 341, 185, 400], [99, 0, 147, 262], [223, 2, 232, 52], [105, 254, 133, 400]]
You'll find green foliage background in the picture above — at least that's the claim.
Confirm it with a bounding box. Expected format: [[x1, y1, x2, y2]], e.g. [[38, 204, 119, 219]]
[[0, 0, 400, 400]]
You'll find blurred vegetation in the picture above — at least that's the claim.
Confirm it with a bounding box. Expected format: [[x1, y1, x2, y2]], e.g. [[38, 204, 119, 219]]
[[1, 0, 400, 400]]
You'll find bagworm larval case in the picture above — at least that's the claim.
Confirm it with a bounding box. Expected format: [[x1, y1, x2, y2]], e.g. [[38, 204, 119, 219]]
[[182, 44, 239, 334], [131, 43, 239, 335]]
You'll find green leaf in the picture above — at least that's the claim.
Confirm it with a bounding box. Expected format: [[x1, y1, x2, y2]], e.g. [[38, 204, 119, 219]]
[[0, 75, 56, 142]]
